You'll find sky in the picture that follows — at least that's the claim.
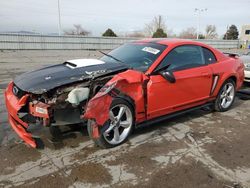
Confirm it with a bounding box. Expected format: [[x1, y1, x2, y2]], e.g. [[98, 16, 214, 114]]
[[0, 0, 249, 37]]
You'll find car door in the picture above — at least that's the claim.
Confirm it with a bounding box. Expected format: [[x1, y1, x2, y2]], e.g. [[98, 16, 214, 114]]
[[147, 45, 213, 119]]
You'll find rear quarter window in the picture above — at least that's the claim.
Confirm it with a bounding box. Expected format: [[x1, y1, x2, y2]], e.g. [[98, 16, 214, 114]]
[[202, 47, 217, 64]]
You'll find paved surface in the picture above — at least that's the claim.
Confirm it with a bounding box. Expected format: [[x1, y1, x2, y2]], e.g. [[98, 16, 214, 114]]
[[0, 50, 250, 188]]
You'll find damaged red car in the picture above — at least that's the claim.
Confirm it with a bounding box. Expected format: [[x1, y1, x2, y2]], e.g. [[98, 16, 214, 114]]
[[5, 39, 244, 148]]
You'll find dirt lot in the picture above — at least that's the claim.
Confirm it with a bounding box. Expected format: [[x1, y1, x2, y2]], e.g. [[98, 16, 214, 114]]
[[0, 50, 250, 188]]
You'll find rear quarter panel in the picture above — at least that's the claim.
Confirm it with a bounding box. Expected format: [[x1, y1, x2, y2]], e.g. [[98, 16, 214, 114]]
[[210, 57, 244, 98]]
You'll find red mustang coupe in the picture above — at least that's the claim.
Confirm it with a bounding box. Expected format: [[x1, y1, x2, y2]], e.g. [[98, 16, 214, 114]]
[[5, 39, 244, 148]]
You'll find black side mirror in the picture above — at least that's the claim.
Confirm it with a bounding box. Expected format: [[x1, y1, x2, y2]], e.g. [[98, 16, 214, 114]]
[[160, 70, 176, 83]]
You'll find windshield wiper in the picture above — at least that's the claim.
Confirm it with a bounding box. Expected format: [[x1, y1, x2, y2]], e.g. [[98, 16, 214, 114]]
[[99, 51, 126, 64]]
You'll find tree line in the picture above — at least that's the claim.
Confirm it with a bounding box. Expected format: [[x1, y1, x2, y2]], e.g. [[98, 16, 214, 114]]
[[64, 16, 239, 40]]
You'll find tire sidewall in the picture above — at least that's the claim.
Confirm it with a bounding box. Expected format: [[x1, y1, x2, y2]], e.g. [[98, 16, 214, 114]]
[[215, 79, 236, 112], [87, 98, 135, 148]]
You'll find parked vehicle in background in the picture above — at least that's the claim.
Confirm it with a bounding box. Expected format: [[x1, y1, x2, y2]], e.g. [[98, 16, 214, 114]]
[[240, 51, 250, 82], [4, 39, 245, 149]]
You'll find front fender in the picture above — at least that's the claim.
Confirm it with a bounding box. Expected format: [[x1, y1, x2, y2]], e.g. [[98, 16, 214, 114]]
[[84, 93, 113, 126], [84, 70, 148, 127]]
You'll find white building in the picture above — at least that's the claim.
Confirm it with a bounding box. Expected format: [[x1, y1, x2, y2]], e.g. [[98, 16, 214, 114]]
[[240, 25, 250, 49], [240, 25, 250, 41]]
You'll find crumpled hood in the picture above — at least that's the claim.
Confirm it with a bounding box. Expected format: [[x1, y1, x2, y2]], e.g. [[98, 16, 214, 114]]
[[14, 59, 128, 94]]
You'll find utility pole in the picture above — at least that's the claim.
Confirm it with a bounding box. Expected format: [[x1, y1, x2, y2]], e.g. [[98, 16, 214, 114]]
[[194, 8, 207, 39], [57, 0, 62, 36], [226, 25, 229, 40]]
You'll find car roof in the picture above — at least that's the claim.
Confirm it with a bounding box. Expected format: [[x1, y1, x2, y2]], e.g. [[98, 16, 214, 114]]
[[134, 38, 211, 48], [134, 38, 228, 72]]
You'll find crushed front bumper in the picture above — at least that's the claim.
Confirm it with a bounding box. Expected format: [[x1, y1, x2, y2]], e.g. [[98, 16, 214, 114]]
[[5, 82, 50, 148], [5, 82, 37, 148], [7, 114, 36, 148]]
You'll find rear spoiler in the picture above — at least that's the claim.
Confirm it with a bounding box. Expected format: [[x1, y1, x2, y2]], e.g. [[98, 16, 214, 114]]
[[223, 52, 239, 58]]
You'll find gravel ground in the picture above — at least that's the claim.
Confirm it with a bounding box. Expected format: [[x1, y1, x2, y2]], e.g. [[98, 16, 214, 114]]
[[0, 49, 250, 188]]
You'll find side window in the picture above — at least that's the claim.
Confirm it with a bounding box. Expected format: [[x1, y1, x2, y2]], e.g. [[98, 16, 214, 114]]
[[156, 45, 204, 71], [202, 47, 217, 64]]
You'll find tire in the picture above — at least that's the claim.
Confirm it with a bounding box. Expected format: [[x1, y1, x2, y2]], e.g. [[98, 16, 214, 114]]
[[214, 79, 236, 112], [87, 98, 134, 148]]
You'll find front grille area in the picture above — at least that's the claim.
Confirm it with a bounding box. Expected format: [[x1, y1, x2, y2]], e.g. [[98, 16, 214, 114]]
[[13, 84, 26, 99]]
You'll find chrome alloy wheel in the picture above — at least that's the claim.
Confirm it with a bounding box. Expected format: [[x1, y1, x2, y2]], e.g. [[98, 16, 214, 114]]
[[103, 104, 133, 145], [220, 82, 235, 109]]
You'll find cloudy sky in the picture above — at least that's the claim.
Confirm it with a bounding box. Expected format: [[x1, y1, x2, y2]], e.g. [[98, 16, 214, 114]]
[[0, 0, 249, 36]]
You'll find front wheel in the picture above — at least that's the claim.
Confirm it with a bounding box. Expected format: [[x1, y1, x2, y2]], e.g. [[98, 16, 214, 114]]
[[87, 98, 134, 148], [214, 79, 236, 112]]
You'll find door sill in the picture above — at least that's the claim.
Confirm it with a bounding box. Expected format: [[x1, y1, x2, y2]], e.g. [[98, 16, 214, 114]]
[[136, 102, 213, 128]]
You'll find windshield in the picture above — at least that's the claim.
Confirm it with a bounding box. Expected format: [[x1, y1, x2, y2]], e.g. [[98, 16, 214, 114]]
[[100, 43, 166, 72]]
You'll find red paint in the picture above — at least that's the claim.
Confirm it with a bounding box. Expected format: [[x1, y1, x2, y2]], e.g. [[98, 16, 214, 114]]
[[84, 70, 147, 128], [5, 82, 29, 128], [4, 82, 36, 147], [110, 70, 148, 123], [5, 39, 245, 146], [8, 115, 36, 148], [29, 101, 50, 119], [84, 94, 113, 125], [84, 39, 244, 133], [92, 123, 100, 139], [147, 65, 214, 119]]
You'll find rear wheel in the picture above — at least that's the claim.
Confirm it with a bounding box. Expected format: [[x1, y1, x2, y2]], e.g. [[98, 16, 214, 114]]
[[214, 79, 236, 112], [87, 98, 134, 148]]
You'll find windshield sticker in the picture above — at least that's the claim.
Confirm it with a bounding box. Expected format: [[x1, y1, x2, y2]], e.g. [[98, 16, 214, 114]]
[[142, 47, 160, 55]]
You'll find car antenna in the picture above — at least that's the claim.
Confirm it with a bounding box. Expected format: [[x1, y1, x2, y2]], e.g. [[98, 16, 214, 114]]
[[99, 50, 126, 64]]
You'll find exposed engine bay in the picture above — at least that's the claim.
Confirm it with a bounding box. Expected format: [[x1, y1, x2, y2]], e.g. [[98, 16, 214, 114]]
[[18, 75, 113, 127]]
